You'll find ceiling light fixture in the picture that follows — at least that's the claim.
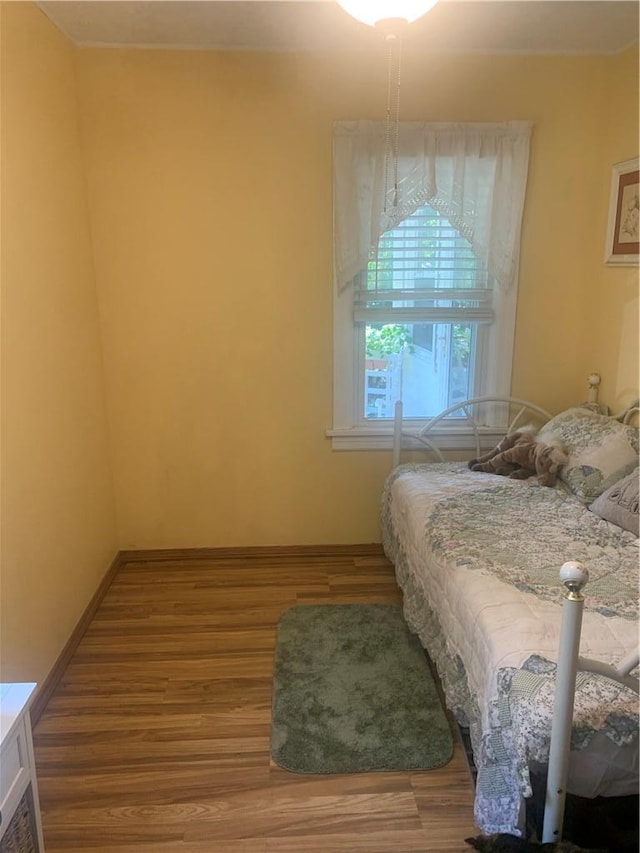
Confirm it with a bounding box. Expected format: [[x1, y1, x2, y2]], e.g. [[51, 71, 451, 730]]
[[335, 0, 439, 29]]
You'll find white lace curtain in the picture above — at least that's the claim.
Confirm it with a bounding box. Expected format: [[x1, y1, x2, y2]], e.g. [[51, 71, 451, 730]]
[[333, 120, 533, 293]]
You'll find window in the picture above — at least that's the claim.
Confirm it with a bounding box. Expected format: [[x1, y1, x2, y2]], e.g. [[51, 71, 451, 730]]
[[329, 121, 532, 450], [357, 204, 491, 421]]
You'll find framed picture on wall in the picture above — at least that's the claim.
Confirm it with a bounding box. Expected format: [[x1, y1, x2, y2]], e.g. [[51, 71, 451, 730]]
[[604, 157, 639, 266]]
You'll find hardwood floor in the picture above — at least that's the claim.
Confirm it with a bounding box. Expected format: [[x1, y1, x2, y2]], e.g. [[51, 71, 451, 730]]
[[33, 547, 478, 852]]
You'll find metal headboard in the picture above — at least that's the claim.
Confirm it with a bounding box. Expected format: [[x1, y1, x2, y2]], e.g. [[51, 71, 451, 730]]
[[392, 396, 554, 468]]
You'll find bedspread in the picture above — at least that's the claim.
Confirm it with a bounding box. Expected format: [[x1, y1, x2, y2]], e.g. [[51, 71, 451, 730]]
[[381, 462, 639, 835]]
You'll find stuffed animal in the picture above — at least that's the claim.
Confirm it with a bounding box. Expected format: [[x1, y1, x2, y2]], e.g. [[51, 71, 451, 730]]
[[468, 429, 567, 487]]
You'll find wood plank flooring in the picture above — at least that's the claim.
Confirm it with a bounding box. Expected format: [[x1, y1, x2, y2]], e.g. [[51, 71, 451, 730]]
[[33, 548, 478, 852]]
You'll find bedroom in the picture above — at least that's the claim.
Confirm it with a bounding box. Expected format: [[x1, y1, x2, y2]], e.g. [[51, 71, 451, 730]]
[[1, 0, 638, 849]]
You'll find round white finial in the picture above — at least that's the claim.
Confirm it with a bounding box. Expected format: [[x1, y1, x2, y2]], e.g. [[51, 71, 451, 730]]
[[560, 561, 589, 599], [587, 374, 601, 403]]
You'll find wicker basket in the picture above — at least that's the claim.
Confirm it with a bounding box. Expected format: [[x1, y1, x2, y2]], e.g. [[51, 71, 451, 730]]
[[0, 785, 39, 853]]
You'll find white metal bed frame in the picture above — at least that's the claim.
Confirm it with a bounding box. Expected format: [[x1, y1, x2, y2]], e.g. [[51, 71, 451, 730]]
[[389, 376, 639, 842], [391, 395, 554, 468], [542, 563, 638, 843]]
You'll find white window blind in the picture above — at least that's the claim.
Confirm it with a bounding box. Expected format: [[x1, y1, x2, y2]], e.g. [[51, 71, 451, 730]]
[[354, 204, 494, 326]]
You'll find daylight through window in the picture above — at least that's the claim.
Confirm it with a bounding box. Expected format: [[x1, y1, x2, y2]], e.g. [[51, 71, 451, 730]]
[[330, 120, 531, 449], [357, 204, 493, 420]]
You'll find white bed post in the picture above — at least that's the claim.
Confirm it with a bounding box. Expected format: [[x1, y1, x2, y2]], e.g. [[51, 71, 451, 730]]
[[393, 400, 403, 468], [542, 561, 589, 844], [587, 373, 601, 404]]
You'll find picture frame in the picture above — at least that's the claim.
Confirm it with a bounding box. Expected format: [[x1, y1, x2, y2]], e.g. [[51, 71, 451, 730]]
[[604, 157, 639, 266]]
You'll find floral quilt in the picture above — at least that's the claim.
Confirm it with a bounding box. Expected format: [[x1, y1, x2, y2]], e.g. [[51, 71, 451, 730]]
[[381, 463, 639, 835]]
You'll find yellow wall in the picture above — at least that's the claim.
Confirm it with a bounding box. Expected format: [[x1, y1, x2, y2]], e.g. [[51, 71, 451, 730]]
[[1, 4, 638, 577], [0, 3, 118, 682], [74, 44, 638, 548], [589, 44, 639, 410]]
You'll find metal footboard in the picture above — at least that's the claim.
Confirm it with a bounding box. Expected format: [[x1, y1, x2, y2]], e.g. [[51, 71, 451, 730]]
[[542, 562, 639, 843]]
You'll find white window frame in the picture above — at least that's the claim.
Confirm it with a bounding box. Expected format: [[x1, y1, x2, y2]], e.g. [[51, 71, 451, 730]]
[[327, 120, 530, 451], [328, 261, 517, 451]]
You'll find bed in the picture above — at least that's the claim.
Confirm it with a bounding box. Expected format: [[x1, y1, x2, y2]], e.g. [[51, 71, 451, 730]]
[[381, 389, 639, 837]]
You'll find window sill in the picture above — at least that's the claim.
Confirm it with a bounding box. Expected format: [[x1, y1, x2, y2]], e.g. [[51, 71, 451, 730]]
[[326, 426, 506, 452]]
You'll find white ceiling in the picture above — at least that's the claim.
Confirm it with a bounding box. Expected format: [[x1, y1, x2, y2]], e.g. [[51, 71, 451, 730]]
[[38, 0, 640, 54]]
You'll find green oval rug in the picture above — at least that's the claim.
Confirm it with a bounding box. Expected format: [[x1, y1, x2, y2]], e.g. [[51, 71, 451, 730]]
[[271, 603, 453, 774]]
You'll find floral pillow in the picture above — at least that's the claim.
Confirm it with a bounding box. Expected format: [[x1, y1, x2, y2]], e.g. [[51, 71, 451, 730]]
[[538, 407, 639, 503], [589, 469, 639, 536]]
